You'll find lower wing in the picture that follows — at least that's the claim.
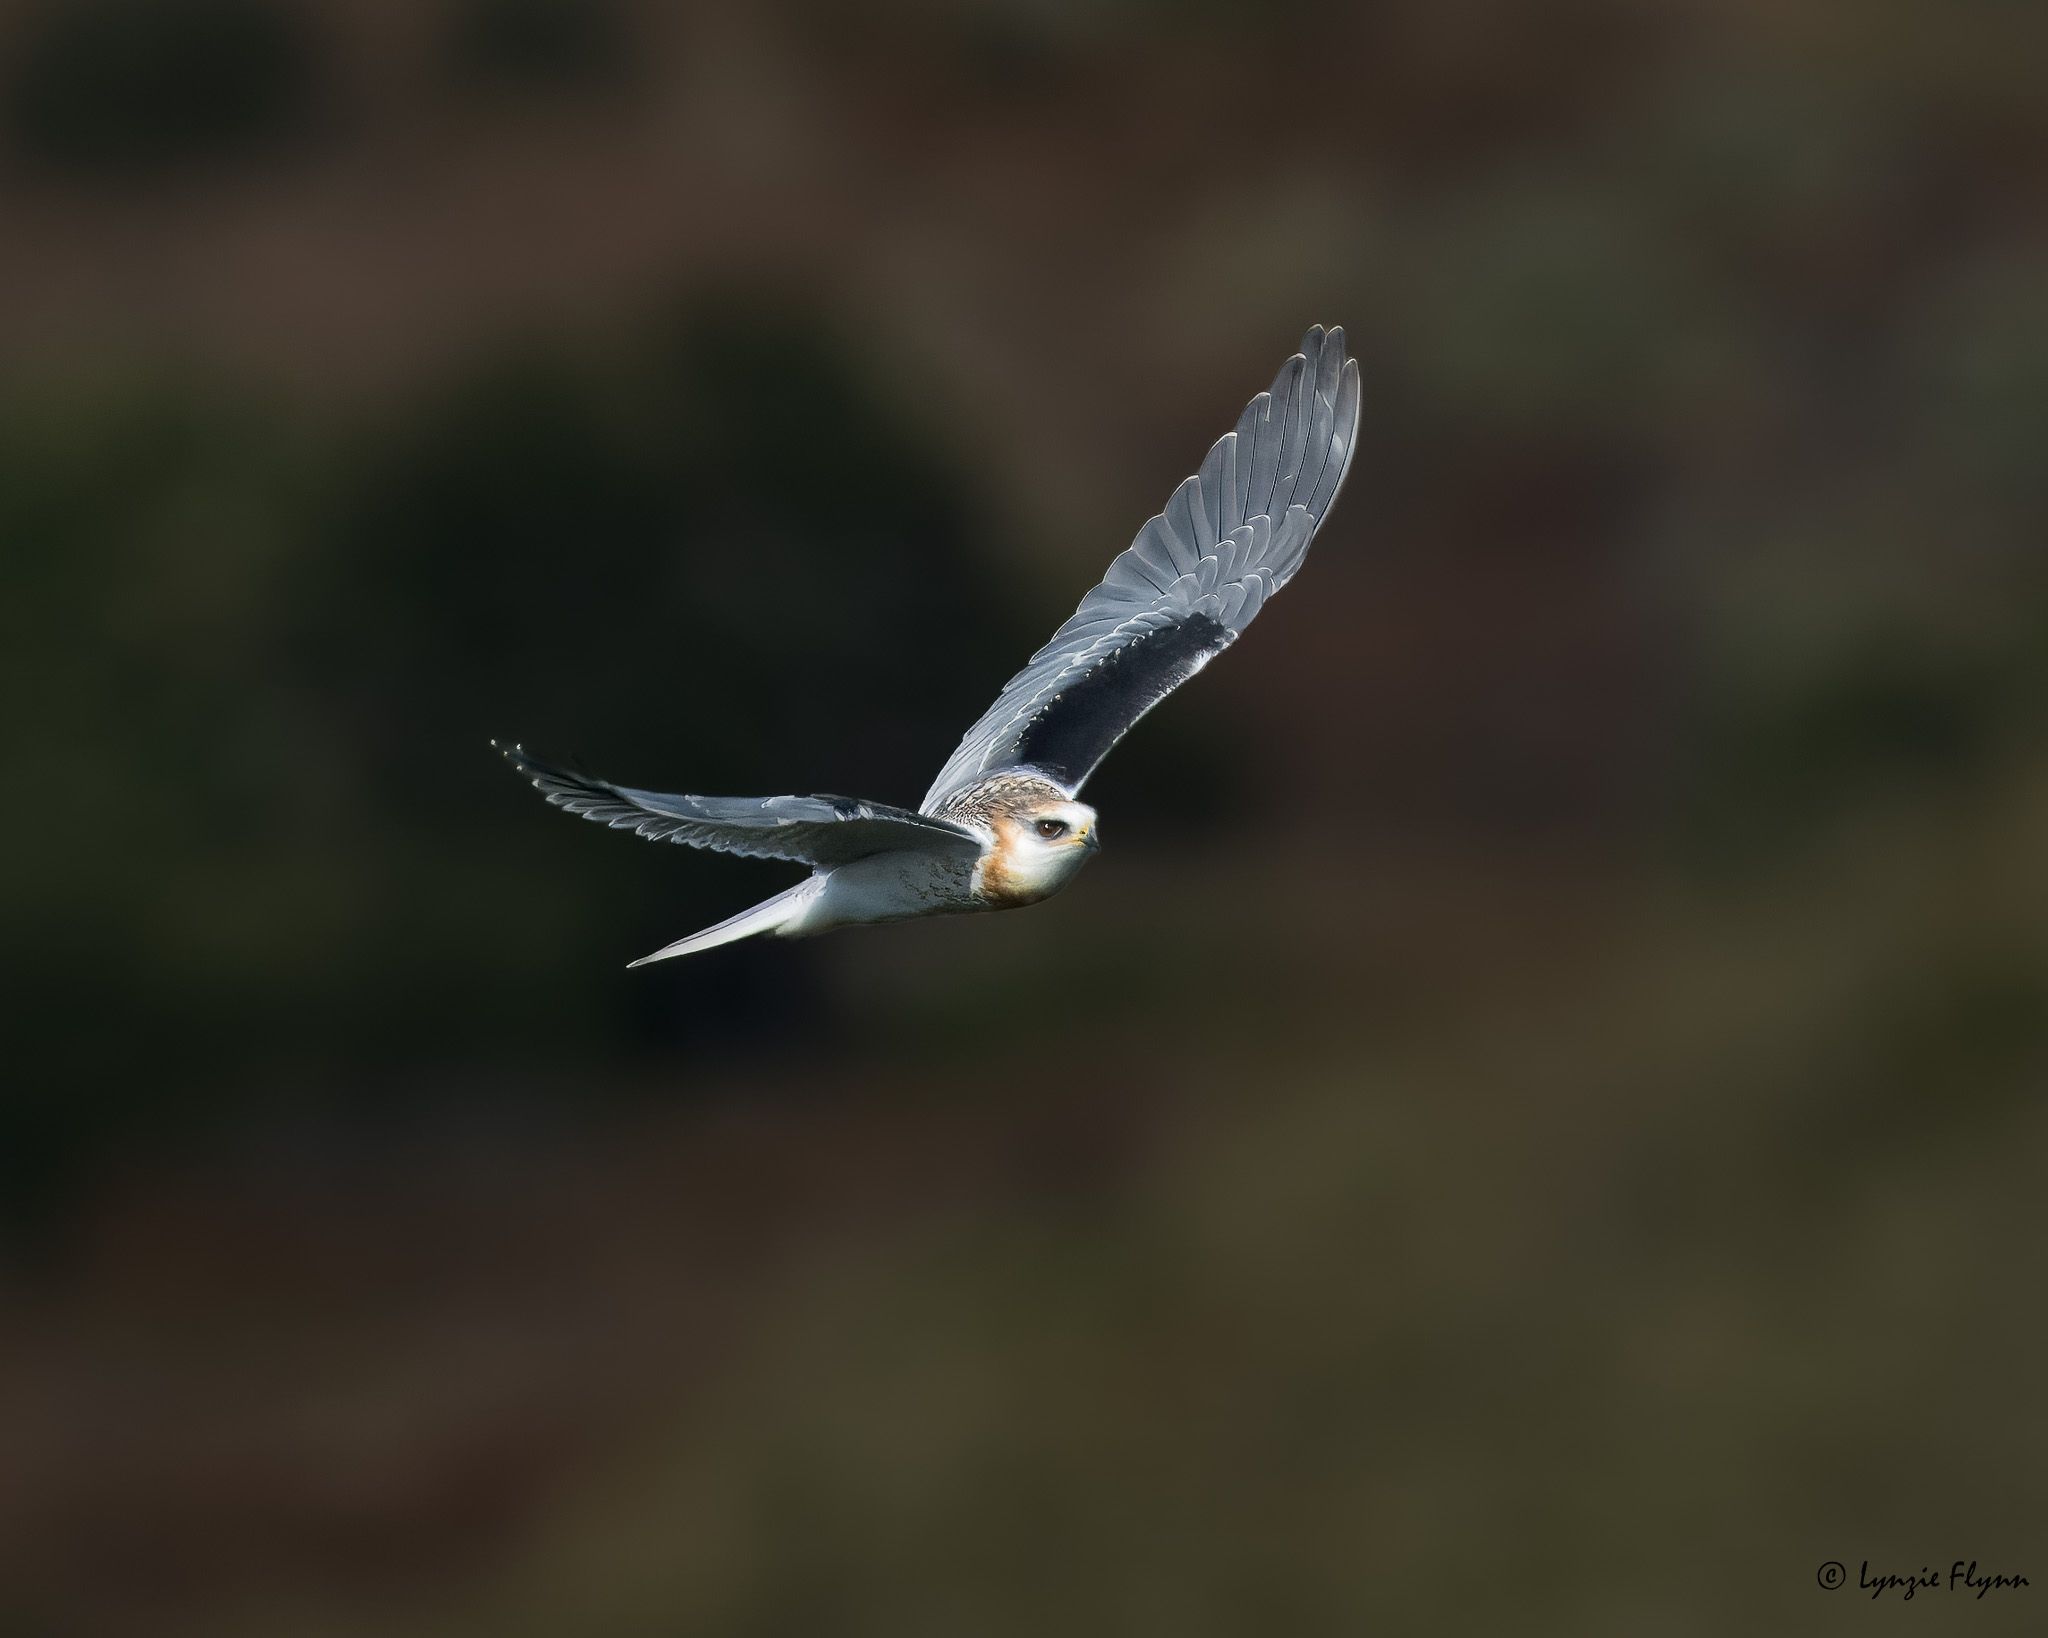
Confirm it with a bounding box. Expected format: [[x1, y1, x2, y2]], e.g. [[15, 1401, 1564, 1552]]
[[497, 743, 983, 869]]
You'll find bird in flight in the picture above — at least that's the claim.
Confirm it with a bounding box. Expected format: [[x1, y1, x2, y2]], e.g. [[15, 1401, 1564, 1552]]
[[499, 325, 1360, 966]]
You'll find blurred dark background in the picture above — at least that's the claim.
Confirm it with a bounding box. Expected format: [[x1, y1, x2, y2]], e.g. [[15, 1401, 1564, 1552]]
[[3, 0, 2045, 1632]]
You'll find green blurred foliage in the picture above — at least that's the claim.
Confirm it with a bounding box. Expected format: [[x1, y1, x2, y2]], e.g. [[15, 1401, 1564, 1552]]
[[6, 0, 321, 175], [3, 304, 1026, 1218], [441, 0, 634, 96]]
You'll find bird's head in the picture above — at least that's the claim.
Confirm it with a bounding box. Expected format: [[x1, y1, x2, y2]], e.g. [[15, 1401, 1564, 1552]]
[[982, 797, 1100, 904]]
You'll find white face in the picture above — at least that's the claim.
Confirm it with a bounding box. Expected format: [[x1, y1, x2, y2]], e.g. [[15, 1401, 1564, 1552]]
[[995, 799, 1100, 899]]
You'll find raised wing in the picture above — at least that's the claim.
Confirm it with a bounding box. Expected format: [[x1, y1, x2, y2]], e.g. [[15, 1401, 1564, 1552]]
[[498, 743, 983, 868], [921, 324, 1360, 811]]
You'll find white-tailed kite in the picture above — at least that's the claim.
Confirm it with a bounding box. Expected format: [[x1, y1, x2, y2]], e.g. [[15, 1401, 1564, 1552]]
[[499, 325, 1360, 966]]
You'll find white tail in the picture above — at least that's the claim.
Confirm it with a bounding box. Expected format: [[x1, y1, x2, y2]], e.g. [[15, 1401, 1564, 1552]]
[[627, 881, 817, 967]]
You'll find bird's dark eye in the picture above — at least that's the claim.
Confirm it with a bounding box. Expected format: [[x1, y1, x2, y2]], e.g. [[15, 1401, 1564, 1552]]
[[1035, 819, 1068, 839]]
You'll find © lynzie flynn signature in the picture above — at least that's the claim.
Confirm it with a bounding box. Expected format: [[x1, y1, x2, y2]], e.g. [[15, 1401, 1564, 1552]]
[[1858, 1560, 2028, 1601]]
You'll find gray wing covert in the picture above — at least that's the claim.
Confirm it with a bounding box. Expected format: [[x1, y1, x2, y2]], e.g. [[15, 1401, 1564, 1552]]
[[499, 743, 983, 868], [920, 324, 1361, 812]]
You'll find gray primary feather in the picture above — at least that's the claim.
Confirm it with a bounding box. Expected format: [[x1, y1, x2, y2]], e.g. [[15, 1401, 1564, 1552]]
[[498, 743, 983, 868], [920, 324, 1361, 811]]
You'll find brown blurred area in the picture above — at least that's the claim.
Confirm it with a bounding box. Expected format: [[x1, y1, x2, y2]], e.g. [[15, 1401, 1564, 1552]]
[[3, 0, 2046, 1632]]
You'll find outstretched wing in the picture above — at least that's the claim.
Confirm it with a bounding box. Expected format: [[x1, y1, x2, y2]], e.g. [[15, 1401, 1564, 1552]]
[[921, 324, 1361, 811], [498, 743, 983, 868]]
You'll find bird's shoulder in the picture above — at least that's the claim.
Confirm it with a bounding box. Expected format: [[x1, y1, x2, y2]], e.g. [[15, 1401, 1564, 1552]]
[[928, 771, 1068, 829]]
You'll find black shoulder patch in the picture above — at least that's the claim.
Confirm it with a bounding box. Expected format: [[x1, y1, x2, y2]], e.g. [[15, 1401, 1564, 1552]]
[[1011, 614, 1230, 787]]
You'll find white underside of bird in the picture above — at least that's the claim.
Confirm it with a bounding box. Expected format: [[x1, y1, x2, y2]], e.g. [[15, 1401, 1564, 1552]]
[[616, 785, 1100, 965], [499, 325, 1361, 966]]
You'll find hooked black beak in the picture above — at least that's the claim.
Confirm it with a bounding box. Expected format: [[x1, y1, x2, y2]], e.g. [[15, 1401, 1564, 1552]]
[[1083, 824, 1102, 854]]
